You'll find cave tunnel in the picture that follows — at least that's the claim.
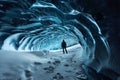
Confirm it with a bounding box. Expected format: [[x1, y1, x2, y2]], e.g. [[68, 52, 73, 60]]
[[0, 0, 119, 80]]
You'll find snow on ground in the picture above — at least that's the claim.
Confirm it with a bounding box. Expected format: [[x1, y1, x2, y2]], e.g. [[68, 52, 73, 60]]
[[0, 44, 87, 80]]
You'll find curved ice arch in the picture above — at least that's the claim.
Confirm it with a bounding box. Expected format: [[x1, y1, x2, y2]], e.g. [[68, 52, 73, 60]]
[[0, 0, 110, 72]]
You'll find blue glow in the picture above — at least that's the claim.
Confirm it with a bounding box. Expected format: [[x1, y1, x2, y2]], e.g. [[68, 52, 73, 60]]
[[0, 0, 110, 71]]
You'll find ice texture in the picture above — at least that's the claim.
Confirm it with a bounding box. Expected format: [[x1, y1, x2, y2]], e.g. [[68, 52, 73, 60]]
[[0, 0, 110, 76]]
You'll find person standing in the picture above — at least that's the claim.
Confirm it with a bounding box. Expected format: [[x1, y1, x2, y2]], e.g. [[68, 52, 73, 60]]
[[61, 40, 68, 54]]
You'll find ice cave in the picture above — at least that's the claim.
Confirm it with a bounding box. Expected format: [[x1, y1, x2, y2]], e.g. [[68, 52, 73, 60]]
[[0, 0, 119, 80]]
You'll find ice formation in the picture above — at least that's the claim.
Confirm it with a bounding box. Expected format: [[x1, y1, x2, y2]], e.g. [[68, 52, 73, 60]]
[[0, 0, 109, 75]]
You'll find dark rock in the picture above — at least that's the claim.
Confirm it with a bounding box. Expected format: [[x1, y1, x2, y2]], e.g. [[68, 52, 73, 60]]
[[34, 62, 42, 65], [25, 70, 32, 78], [64, 64, 69, 67], [44, 66, 55, 73], [53, 73, 64, 80], [48, 61, 51, 64], [53, 60, 61, 65]]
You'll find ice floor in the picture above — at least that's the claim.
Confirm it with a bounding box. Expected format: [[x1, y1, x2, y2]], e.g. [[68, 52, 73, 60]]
[[0, 44, 88, 80], [0, 44, 113, 80]]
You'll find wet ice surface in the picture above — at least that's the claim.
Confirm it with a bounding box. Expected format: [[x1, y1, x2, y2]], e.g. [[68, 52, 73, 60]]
[[0, 44, 88, 80]]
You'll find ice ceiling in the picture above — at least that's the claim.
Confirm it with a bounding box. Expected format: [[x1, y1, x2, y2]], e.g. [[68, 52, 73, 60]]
[[0, 0, 110, 71], [0, 0, 94, 51]]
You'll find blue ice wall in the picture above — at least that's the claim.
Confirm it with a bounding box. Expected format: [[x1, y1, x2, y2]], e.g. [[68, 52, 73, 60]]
[[0, 0, 110, 72]]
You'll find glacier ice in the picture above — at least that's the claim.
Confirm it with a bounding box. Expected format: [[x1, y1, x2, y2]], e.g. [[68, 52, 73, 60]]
[[0, 0, 110, 72]]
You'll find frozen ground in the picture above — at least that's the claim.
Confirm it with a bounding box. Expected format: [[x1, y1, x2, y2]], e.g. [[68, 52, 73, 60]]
[[0, 44, 88, 80]]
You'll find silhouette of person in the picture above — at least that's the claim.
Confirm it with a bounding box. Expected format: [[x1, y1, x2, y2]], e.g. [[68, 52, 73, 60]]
[[61, 40, 68, 54]]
